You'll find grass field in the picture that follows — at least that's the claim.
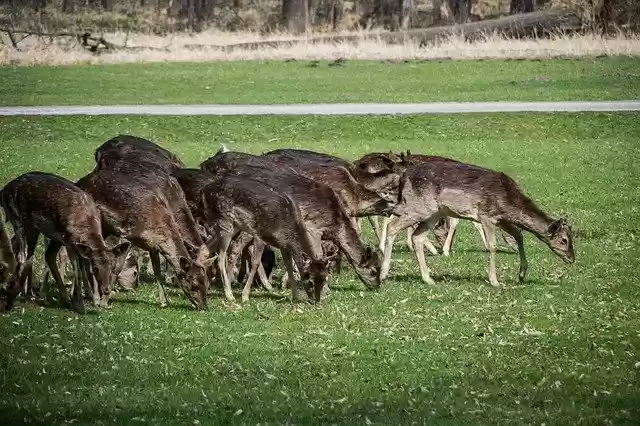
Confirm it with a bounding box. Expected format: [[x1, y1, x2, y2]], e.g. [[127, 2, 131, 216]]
[[2, 56, 640, 106], [0, 112, 639, 425]]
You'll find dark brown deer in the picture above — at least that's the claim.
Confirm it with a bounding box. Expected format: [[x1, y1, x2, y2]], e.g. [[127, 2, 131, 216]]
[[276, 163, 395, 219], [76, 169, 213, 310], [95, 134, 185, 172], [381, 161, 575, 287], [262, 148, 353, 170], [219, 164, 382, 291], [0, 172, 130, 313], [202, 174, 329, 303]]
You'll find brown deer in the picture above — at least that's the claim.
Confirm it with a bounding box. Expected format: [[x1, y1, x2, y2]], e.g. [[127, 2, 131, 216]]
[[95, 134, 185, 173], [0, 172, 130, 313], [202, 174, 329, 303], [354, 151, 517, 255], [380, 161, 575, 287], [218, 163, 382, 292], [76, 169, 213, 310]]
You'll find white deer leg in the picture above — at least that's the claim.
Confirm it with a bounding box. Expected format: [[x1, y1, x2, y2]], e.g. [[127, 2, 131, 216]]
[[380, 215, 418, 281], [378, 216, 391, 253], [474, 221, 489, 251], [242, 241, 265, 303], [406, 224, 415, 252], [442, 217, 460, 257], [411, 217, 442, 285], [480, 219, 500, 287]]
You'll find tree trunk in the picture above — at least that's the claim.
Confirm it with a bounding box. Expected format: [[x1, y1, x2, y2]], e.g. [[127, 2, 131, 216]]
[[283, 0, 309, 34], [447, 0, 471, 23], [510, 0, 534, 14], [400, 0, 415, 29]]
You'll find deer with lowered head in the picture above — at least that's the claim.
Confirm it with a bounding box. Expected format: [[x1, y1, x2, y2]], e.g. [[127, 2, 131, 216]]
[[203, 155, 382, 293], [76, 168, 213, 310], [353, 150, 518, 255], [380, 160, 575, 287], [202, 173, 329, 303], [0, 172, 131, 313]]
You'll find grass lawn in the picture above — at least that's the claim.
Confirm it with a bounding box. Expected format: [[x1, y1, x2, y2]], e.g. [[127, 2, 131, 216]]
[[0, 112, 639, 425], [1, 57, 640, 106]]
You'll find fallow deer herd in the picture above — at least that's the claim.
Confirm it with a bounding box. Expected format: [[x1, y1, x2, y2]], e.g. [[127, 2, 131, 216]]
[[0, 134, 576, 314]]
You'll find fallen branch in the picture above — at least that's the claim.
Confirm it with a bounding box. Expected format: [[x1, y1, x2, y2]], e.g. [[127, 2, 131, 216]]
[[187, 9, 583, 52], [0, 28, 169, 53]]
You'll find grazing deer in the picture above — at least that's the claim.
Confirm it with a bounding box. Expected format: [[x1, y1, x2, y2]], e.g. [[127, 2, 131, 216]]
[[380, 161, 575, 287], [202, 174, 329, 303], [0, 172, 130, 313], [354, 151, 517, 255], [76, 169, 213, 310], [221, 163, 382, 291]]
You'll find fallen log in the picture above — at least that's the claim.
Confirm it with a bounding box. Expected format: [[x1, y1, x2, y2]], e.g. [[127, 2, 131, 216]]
[[192, 9, 582, 52]]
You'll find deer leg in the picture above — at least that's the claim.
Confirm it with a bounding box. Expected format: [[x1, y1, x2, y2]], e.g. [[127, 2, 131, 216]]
[[353, 217, 362, 235], [67, 249, 85, 314], [405, 225, 412, 252], [501, 231, 519, 252], [282, 249, 306, 303], [480, 219, 500, 287], [242, 240, 265, 303], [380, 215, 420, 281], [474, 221, 489, 251], [368, 216, 381, 242], [150, 251, 168, 308], [228, 232, 252, 283], [45, 240, 72, 307], [499, 222, 527, 283], [18, 229, 39, 300], [256, 263, 273, 291], [215, 232, 235, 303], [378, 216, 391, 253], [411, 216, 442, 285], [442, 217, 460, 257]]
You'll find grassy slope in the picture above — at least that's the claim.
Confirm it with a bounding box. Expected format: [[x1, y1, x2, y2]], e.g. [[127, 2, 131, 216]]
[[2, 57, 640, 105], [0, 113, 639, 425]]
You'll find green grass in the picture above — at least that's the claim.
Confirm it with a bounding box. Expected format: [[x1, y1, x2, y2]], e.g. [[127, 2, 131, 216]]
[[2, 57, 640, 106], [0, 113, 639, 425]]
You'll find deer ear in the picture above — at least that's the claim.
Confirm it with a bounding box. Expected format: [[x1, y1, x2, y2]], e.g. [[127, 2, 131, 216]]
[[200, 255, 217, 268], [110, 240, 131, 258], [547, 218, 566, 235], [76, 243, 93, 260], [179, 256, 191, 272]]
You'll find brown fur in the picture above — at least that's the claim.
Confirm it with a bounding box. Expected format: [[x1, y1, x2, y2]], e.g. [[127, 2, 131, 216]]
[[0, 172, 130, 313], [381, 160, 575, 286]]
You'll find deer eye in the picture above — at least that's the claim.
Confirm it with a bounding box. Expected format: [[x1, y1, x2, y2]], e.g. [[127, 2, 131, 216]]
[[561, 237, 568, 245]]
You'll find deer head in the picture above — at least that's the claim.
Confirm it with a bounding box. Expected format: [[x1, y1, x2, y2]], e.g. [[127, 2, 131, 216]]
[[545, 218, 575, 264]]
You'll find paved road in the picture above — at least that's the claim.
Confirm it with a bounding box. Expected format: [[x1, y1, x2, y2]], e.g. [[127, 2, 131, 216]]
[[1, 101, 640, 116]]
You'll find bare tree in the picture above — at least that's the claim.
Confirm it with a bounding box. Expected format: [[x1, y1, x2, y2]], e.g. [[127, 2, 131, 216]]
[[283, 0, 309, 34], [510, 0, 534, 14]]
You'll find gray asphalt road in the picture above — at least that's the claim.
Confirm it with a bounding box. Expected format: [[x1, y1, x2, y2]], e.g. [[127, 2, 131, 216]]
[[1, 101, 639, 116]]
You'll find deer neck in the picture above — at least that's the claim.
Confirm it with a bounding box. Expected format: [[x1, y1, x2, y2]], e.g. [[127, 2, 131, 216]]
[[512, 203, 553, 241]]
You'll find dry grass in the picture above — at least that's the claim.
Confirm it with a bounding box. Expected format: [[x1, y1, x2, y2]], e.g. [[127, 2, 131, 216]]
[[1, 30, 639, 66]]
